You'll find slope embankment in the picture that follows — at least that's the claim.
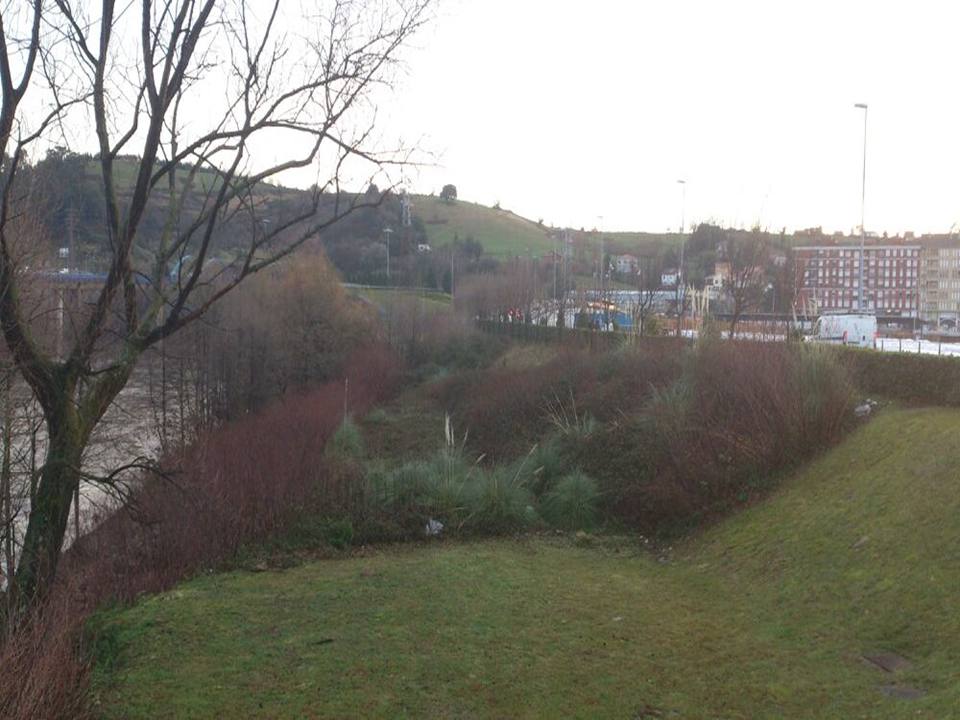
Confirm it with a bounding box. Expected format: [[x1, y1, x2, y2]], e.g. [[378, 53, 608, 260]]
[[93, 406, 960, 718]]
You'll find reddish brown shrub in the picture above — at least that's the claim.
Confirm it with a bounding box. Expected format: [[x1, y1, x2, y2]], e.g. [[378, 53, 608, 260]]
[[0, 343, 401, 719], [576, 345, 682, 421], [433, 349, 596, 460], [433, 344, 683, 462], [584, 339, 855, 533], [0, 596, 90, 720]]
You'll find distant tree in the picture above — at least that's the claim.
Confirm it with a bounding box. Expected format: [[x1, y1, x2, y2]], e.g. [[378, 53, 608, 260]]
[[440, 184, 458, 202], [632, 255, 659, 336], [685, 223, 725, 287], [202, 254, 376, 417], [769, 248, 799, 316], [726, 229, 770, 337], [461, 235, 484, 260]]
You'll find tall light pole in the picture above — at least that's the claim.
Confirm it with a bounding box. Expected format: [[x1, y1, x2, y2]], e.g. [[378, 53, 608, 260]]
[[677, 179, 687, 336], [597, 215, 604, 297], [677, 179, 687, 276], [855, 103, 868, 312]]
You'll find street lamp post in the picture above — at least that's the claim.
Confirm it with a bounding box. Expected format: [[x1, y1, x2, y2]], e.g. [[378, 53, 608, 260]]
[[677, 179, 687, 336], [677, 179, 687, 274], [597, 215, 604, 296], [383, 227, 393, 282], [854, 103, 868, 312]]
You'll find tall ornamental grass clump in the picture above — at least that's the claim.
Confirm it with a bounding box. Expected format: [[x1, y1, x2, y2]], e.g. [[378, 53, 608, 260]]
[[328, 417, 365, 460], [521, 437, 566, 497], [541, 471, 601, 531], [463, 467, 535, 534], [364, 449, 535, 537]]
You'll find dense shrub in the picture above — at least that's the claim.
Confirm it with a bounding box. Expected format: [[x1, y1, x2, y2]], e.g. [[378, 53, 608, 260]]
[[568, 417, 682, 529], [575, 338, 855, 533], [0, 598, 90, 720], [841, 347, 960, 406], [361, 448, 535, 537], [322, 518, 355, 549], [433, 342, 686, 463], [433, 351, 593, 460], [329, 418, 365, 460], [187, 253, 379, 420], [578, 344, 683, 420], [365, 451, 473, 536], [384, 301, 508, 374]]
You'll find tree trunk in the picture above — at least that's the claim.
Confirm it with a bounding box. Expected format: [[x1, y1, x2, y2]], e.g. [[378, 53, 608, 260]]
[[14, 409, 84, 608], [2, 373, 15, 595], [730, 297, 743, 339]]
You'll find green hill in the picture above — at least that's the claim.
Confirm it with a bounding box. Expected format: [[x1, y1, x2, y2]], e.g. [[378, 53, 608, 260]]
[[45, 154, 677, 267], [412, 195, 554, 257], [411, 196, 683, 260], [93, 406, 960, 718]]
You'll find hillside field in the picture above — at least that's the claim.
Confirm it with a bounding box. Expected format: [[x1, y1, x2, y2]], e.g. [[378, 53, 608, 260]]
[[92, 406, 960, 718], [413, 195, 554, 257]]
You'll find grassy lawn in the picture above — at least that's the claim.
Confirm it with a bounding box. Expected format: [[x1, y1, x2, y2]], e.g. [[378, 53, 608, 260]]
[[93, 407, 960, 718], [359, 389, 448, 463]]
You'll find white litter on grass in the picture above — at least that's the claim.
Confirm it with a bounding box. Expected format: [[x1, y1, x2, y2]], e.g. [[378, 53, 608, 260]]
[[425, 518, 444, 536]]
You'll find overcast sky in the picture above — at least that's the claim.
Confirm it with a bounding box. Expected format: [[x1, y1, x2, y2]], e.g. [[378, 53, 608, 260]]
[[383, 0, 960, 235]]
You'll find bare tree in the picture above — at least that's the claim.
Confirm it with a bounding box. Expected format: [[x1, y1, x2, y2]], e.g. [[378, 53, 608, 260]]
[[632, 254, 657, 336], [725, 229, 769, 337], [0, 0, 430, 611]]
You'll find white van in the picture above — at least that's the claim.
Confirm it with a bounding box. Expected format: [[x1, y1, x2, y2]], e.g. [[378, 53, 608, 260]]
[[813, 314, 877, 348]]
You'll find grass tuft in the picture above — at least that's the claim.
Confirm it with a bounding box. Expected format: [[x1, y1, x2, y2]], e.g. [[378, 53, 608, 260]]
[[329, 417, 365, 460], [541, 470, 601, 531]]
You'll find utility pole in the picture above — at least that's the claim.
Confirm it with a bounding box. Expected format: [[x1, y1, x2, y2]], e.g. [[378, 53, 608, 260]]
[[383, 227, 393, 283], [595, 215, 607, 330], [855, 103, 868, 312], [597, 215, 604, 297], [553, 233, 558, 299]]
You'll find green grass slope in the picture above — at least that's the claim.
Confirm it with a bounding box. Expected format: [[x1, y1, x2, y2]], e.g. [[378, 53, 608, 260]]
[[413, 195, 554, 257], [348, 286, 452, 310], [93, 407, 960, 719]]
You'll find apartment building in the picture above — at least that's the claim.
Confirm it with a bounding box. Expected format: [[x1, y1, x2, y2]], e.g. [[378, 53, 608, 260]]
[[920, 246, 960, 325], [795, 245, 921, 318]]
